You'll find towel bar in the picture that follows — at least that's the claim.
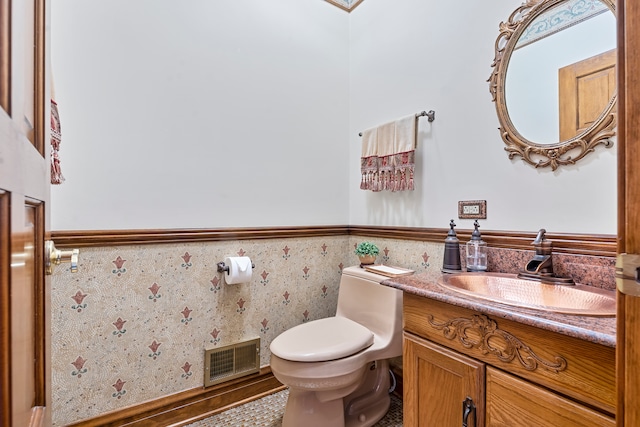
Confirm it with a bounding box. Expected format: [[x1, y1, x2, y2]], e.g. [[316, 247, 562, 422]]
[[358, 110, 435, 137]]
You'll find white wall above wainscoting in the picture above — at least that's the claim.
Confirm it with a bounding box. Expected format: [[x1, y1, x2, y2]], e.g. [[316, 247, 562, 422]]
[[348, 0, 616, 234], [50, 0, 617, 234], [50, 0, 350, 230]]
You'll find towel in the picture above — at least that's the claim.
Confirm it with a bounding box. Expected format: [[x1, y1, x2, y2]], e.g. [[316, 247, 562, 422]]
[[360, 114, 416, 192], [360, 127, 379, 190]]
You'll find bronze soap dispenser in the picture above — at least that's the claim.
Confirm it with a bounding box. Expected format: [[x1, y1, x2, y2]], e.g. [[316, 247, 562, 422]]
[[442, 219, 462, 273]]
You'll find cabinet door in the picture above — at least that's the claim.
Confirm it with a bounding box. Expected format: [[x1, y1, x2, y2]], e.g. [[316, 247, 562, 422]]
[[404, 332, 485, 427], [486, 367, 615, 427]]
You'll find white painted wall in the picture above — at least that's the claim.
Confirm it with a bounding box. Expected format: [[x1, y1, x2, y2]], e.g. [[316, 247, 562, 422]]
[[50, 0, 350, 230], [51, 0, 617, 235], [348, 0, 617, 234]]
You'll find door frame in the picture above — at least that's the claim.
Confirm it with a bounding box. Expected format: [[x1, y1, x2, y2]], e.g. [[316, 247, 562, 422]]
[[617, 0, 640, 426]]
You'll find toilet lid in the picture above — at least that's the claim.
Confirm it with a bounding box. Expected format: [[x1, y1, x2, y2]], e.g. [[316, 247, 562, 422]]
[[270, 317, 374, 362]]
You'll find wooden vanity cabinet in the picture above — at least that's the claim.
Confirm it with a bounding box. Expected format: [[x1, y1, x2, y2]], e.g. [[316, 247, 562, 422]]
[[403, 293, 615, 427]]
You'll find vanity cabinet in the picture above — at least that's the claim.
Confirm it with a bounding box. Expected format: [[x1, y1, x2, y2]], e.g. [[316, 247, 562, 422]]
[[403, 293, 615, 427]]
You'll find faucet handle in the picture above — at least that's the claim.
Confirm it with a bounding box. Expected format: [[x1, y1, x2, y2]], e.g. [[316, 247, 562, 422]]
[[532, 229, 552, 255], [533, 229, 547, 245]]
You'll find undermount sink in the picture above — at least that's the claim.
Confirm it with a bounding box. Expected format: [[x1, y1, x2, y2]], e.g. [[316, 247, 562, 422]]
[[438, 272, 616, 316]]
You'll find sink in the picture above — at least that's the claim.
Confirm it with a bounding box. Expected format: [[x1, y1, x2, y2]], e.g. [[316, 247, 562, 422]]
[[438, 272, 616, 316]]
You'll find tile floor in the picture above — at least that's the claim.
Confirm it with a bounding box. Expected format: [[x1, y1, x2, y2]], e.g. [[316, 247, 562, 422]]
[[184, 388, 403, 427]]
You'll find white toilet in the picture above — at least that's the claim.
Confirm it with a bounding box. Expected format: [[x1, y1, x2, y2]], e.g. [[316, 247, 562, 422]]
[[270, 266, 403, 427]]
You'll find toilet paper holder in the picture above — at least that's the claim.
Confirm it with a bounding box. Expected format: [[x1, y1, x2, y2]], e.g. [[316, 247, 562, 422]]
[[217, 261, 255, 273]]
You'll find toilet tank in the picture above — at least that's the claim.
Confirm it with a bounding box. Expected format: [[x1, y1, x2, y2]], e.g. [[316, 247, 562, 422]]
[[336, 266, 403, 342]]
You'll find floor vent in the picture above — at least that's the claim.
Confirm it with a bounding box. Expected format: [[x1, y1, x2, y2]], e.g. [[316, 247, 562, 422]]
[[204, 338, 260, 387]]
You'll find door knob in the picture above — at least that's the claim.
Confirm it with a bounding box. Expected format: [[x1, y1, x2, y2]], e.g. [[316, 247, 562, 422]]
[[45, 240, 79, 275]]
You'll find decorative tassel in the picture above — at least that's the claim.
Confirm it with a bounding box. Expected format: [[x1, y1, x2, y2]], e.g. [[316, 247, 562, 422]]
[[408, 168, 415, 191], [50, 99, 65, 184], [51, 152, 64, 185]]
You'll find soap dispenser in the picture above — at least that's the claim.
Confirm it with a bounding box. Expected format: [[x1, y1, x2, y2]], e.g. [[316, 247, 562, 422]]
[[466, 220, 487, 272], [442, 219, 462, 273]]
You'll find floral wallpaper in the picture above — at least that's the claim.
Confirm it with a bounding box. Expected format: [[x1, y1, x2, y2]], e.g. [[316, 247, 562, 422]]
[[50, 232, 613, 425], [50, 235, 443, 426]]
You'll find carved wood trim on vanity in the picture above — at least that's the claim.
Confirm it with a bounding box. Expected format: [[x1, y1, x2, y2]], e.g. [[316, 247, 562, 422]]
[[52, 225, 616, 257], [426, 313, 568, 373]]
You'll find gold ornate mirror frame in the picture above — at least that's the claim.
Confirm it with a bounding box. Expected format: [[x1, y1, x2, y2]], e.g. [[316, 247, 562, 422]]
[[488, 0, 616, 170]]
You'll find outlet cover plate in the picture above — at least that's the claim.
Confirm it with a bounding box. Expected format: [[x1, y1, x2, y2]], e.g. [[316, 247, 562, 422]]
[[458, 200, 487, 219]]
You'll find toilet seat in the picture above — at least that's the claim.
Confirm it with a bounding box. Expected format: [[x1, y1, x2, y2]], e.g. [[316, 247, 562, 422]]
[[270, 317, 374, 362]]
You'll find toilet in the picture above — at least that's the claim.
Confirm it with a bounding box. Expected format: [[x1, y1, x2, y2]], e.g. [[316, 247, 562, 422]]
[[270, 266, 403, 427]]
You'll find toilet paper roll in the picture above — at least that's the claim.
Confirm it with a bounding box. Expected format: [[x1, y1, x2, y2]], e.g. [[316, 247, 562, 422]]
[[224, 256, 253, 284]]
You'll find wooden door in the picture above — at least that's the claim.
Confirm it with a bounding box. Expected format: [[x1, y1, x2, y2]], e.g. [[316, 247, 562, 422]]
[[0, 0, 51, 426], [618, 1, 640, 426], [558, 49, 616, 141], [403, 332, 485, 427]]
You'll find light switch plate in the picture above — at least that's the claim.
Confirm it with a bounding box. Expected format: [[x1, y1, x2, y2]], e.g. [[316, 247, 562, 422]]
[[458, 200, 487, 219]]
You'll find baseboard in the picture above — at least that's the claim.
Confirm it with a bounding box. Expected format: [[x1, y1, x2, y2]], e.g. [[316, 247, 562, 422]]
[[66, 368, 284, 427]]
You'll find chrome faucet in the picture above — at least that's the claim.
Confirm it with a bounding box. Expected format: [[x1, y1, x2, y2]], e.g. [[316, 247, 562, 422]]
[[518, 229, 574, 285]]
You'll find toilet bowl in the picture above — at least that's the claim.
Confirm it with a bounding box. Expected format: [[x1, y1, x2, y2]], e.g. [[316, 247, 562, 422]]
[[270, 266, 403, 427]]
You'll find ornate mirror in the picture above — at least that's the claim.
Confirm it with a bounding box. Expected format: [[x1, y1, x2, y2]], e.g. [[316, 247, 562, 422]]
[[488, 0, 616, 170]]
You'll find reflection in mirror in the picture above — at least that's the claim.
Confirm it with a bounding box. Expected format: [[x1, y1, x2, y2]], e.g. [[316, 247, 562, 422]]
[[507, 7, 615, 143], [489, 0, 616, 170]]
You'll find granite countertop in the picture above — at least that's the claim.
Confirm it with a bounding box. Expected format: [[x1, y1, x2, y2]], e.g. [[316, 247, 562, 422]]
[[382, 270, 616, 348]]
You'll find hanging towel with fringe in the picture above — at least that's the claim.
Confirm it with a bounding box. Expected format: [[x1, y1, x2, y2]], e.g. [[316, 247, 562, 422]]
[[360, 114, 416, 192]]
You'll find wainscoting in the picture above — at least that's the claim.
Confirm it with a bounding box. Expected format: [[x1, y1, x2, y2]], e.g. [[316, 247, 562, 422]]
[[50, 225, 614, 426]]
